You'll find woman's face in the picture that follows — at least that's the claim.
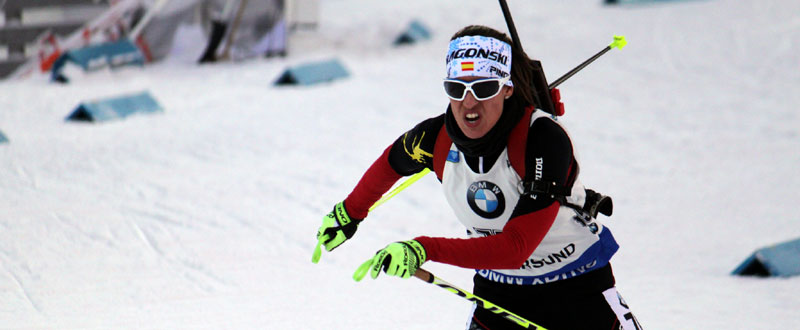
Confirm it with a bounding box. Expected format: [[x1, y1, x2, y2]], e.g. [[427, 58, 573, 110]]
[[448, 77, 514, 139]]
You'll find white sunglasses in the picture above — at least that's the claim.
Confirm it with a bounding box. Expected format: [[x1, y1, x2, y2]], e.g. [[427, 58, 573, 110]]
[[443, 76, 511, 101]]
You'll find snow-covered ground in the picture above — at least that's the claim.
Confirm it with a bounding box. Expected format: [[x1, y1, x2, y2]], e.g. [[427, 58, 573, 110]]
[[2, 0, 799, 328]]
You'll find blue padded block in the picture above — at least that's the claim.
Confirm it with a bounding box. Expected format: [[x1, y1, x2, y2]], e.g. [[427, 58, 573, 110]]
[[394, 20, 432, 45], [51, 40, 144, 82], [732, 237, 800, 277], [604, 0, 703, 4], [66, 91, 162, 122], [0, 130, 7, 143], [274, 59, 349, 86]]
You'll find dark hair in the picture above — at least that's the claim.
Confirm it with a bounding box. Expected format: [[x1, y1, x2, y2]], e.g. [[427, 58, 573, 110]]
[[450, 25, 537, 108]]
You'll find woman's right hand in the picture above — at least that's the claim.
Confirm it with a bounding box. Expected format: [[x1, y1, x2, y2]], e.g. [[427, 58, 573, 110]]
[[311, 201, 362, 263]]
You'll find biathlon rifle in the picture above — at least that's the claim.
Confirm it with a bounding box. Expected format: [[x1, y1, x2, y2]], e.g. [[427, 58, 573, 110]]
[[497, 0, 626, 115]]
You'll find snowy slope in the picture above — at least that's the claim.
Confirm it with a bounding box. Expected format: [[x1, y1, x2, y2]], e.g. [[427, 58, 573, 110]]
[[1, 0, 799, 328]]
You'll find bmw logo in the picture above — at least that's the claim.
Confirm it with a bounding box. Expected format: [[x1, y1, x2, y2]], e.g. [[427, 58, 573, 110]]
[[467, 181, 505, 219]]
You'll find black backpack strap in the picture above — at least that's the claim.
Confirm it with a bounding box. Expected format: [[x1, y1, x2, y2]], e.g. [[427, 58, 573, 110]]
[[517, 110, 573, 202], [520, 180, 571, 200], [516, 113, 613, 219]]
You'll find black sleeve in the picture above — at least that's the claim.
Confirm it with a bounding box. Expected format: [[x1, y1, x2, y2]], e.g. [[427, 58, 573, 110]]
[[386, 114, 445, 176], [511, 118, 575, 216]]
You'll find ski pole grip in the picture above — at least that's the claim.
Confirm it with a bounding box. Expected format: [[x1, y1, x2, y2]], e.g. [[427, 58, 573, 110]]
[[414, 268, 434, 283]]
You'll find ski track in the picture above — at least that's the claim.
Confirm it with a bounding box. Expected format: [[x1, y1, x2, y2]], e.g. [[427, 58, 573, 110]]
[[5, 266, 43, 315], [130, 219, 162, 258], [51, 213, 117, 249], [128, 216, 228, 293]]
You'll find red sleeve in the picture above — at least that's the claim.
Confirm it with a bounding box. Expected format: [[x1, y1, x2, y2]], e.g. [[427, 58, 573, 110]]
[[414, 202, 559, 269], [343, 145, 403, 219]]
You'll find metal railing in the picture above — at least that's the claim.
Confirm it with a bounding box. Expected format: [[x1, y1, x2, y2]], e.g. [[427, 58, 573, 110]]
[[0, 0, 108, 78]]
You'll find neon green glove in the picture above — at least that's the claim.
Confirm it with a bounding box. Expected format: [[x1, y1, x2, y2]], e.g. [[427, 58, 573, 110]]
[[312, 201, 362, 263], [353, 240, 426, 281]]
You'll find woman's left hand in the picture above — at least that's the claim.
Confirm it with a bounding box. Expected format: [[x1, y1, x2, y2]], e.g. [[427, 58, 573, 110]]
[[353, 240, 427, 281]]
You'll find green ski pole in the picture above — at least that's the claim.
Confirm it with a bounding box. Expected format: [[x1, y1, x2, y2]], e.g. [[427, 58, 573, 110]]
[[368, 168, 430, 212], [413, 268, 548, 330], [351, 262, 547, 329], [312, 168, 431, 263], [342, 167, 547, 329], [548, 35, 627, 89]]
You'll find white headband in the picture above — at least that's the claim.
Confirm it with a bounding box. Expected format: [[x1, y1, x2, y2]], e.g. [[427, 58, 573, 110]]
[[445, 35, 513, 87]]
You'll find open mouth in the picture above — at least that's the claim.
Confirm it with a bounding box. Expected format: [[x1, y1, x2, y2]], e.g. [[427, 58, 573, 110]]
[[465, 112, 480, 123]]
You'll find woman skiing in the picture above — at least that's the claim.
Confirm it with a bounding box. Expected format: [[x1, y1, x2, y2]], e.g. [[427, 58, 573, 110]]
[[314, 25, 640, 330]]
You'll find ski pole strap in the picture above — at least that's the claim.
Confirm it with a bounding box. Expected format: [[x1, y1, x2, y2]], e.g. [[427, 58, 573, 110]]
[[413, 268, 548, 330]]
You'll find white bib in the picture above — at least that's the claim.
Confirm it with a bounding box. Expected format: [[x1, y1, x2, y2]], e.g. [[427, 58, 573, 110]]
[[440, 110, 619, 285]]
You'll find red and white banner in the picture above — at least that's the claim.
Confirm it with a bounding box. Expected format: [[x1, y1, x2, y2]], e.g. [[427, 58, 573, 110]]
[[12, 0, 146, 79]]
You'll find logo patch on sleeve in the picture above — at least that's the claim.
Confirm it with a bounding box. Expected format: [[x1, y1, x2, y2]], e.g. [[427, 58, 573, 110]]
[[402, 132, 433, 164], [447, 150, 460, 163]]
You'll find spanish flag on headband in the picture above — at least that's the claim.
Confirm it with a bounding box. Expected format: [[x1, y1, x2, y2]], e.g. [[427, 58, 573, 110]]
[[446, 36, 513, 87]]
